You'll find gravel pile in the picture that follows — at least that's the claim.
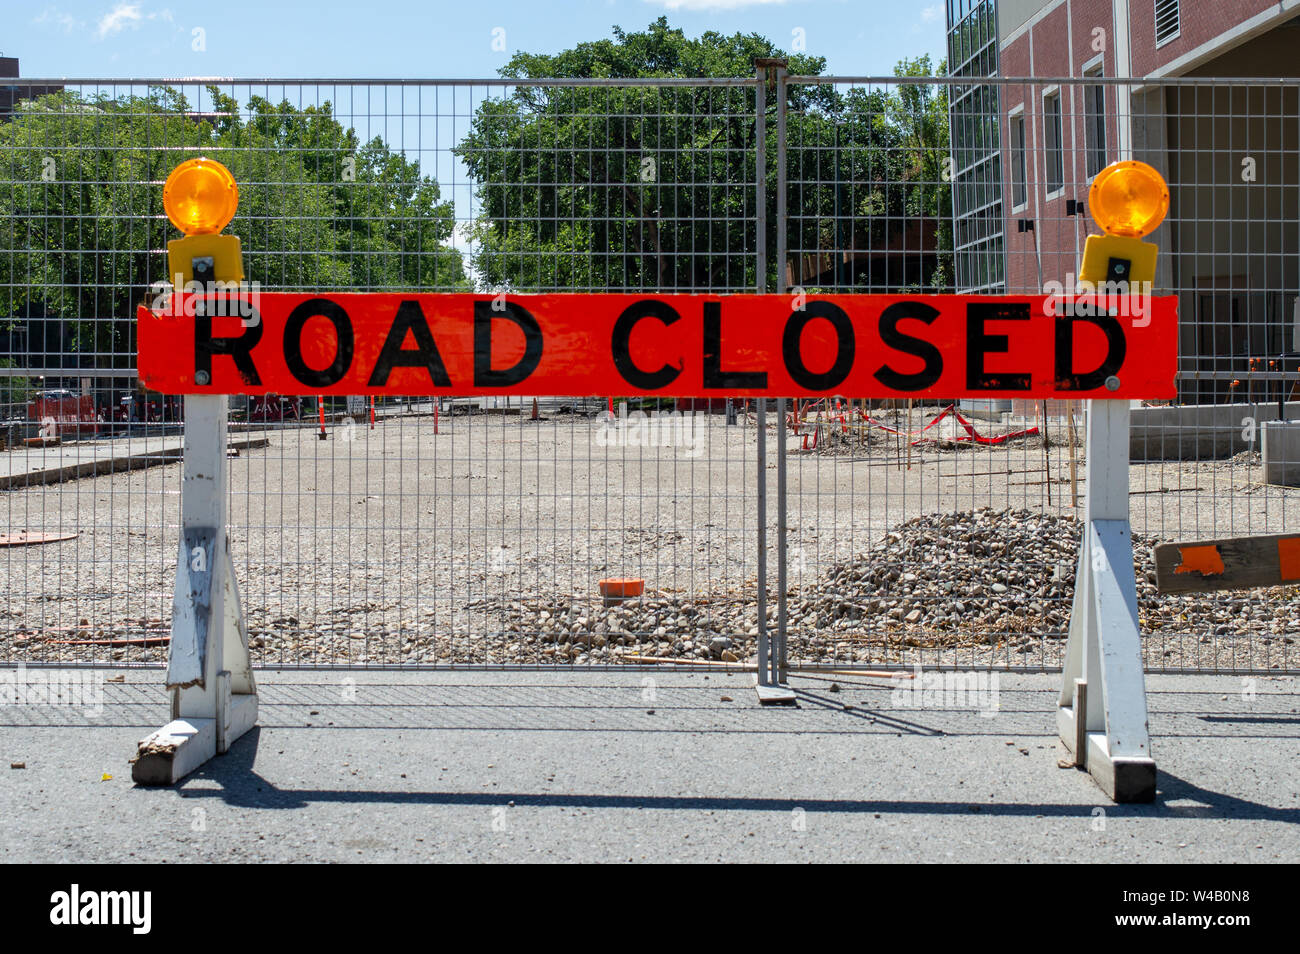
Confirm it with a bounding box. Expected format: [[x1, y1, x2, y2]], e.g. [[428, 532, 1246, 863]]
[[492, 507, 1298, 669], [14, 506, 1291, 669], [797, 508, 1294, 662], [798, 508, 1078, 645]]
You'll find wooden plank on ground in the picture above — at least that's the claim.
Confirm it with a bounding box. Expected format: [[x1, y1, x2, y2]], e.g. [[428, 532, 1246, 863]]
[[1153, 533, 1300, 593], [0, 531, 79, 547]]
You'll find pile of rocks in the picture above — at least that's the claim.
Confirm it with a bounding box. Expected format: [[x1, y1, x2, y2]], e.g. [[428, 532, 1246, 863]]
[[17, 506, 1293, 669], [493, 507, 1297, 667], [804, 507, 1296, 644], [798, 508, 1079, 643]]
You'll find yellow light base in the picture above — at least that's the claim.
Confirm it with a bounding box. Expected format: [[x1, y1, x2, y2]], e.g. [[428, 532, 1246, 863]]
[[1078, 234, 1158, 287], [167, 233, 245, 290]]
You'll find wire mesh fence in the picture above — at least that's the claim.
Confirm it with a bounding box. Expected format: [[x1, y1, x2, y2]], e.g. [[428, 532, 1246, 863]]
[[778, 73, 1300, 674], [1, 72, 1297, 675]]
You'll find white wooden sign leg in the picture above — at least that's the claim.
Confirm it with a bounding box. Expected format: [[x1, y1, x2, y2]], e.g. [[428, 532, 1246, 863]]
[[1057, 399, 1156, 802], [132, 393, 257, 784]]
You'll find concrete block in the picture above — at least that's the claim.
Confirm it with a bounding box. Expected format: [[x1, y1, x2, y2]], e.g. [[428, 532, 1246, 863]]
[[1130, 401, 1300, 461], [1262, 420, 1300, 486], [958, 398, 1011, 422]]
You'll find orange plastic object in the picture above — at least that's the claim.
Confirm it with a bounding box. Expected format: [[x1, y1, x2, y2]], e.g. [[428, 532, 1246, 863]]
[[1277, 537, 1300, 582], [163, 157, 239, 235], [1173, 544, 1225, 577], [1089, 160, 1169, 238], [598, 578, 645, 599]]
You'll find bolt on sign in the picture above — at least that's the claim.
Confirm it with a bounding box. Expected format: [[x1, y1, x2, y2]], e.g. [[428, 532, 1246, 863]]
[[137, 292, 1178, 399]]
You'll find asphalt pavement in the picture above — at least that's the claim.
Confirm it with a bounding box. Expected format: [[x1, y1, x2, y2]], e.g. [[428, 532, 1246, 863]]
[[2, 668, 1296, 862]]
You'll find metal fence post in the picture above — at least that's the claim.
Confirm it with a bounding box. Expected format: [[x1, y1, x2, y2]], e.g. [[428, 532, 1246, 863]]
[[774, 63, 791, 685], [754, 59, 795, 703], [754, 63, 771, 693]]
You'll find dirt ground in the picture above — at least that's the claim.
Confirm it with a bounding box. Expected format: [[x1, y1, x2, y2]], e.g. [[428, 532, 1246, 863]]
[[2, 406, 1297, 670]]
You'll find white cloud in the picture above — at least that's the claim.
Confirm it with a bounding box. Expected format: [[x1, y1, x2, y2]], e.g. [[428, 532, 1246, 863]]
[[920, 3, 943, 23], [97, 3, 143, 38], [33, 6, 86, 32], [643, 0, 791, 10], [95, 4, 175, 39]]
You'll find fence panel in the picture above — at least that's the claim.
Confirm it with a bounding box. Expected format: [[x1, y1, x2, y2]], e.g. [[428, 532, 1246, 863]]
[[1, 73, 1296, 675], [779, 74, 1300, 674], [1, 78, 772, 671]]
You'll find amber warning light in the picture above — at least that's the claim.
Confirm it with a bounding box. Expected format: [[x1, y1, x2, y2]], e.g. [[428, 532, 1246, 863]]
[[1088, 160, 1169, 239], [163, 157, 239, 236], [1078, 159, 1169, 288], [161, 157, 245, 293]]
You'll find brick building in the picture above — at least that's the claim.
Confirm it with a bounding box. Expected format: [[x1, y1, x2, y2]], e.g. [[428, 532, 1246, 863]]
[[948, 1, 1300, 402]]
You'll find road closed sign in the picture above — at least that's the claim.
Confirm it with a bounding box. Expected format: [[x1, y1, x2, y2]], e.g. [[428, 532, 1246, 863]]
[[136, 292, 1177, 399]]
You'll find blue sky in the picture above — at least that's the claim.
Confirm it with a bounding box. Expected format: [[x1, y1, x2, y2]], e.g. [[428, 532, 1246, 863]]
[[14, 0, 947, 79]]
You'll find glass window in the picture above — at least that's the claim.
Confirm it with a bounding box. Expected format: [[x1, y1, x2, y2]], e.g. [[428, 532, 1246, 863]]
[[1084, 65, 1107, 178], [1010, 112, 1027, 208], [1044, 91, 1064, 194]]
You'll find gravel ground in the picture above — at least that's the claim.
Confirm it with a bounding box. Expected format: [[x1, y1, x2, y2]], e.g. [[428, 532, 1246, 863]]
[[497, 507, 1299, 671], [2, 410, 1298, 670]]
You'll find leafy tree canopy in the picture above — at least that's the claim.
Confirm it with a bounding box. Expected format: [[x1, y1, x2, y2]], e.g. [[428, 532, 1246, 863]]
[[497, 16, 827, 81], [460, 20, 950, 294], [0, 87, 465, 361]]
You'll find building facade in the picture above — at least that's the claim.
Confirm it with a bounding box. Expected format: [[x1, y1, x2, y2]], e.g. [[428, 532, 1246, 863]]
[[0, 58, 62, 118], [948, 0, 1300, 402], [946, 0, 1006, 293]]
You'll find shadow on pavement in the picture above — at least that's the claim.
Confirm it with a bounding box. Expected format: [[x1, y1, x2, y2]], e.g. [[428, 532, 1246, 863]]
[[163, 726, 1300, 823]]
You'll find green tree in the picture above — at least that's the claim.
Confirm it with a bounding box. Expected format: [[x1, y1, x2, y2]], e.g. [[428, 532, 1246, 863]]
[[458, 17, 831, 293], [889, 55, 953, 291], [0, 89, 209, 363], [780, 55, 952, 293], [208, 90, 465, 292], [459, 19, 951, 294], [0, 87, 466, 364]]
